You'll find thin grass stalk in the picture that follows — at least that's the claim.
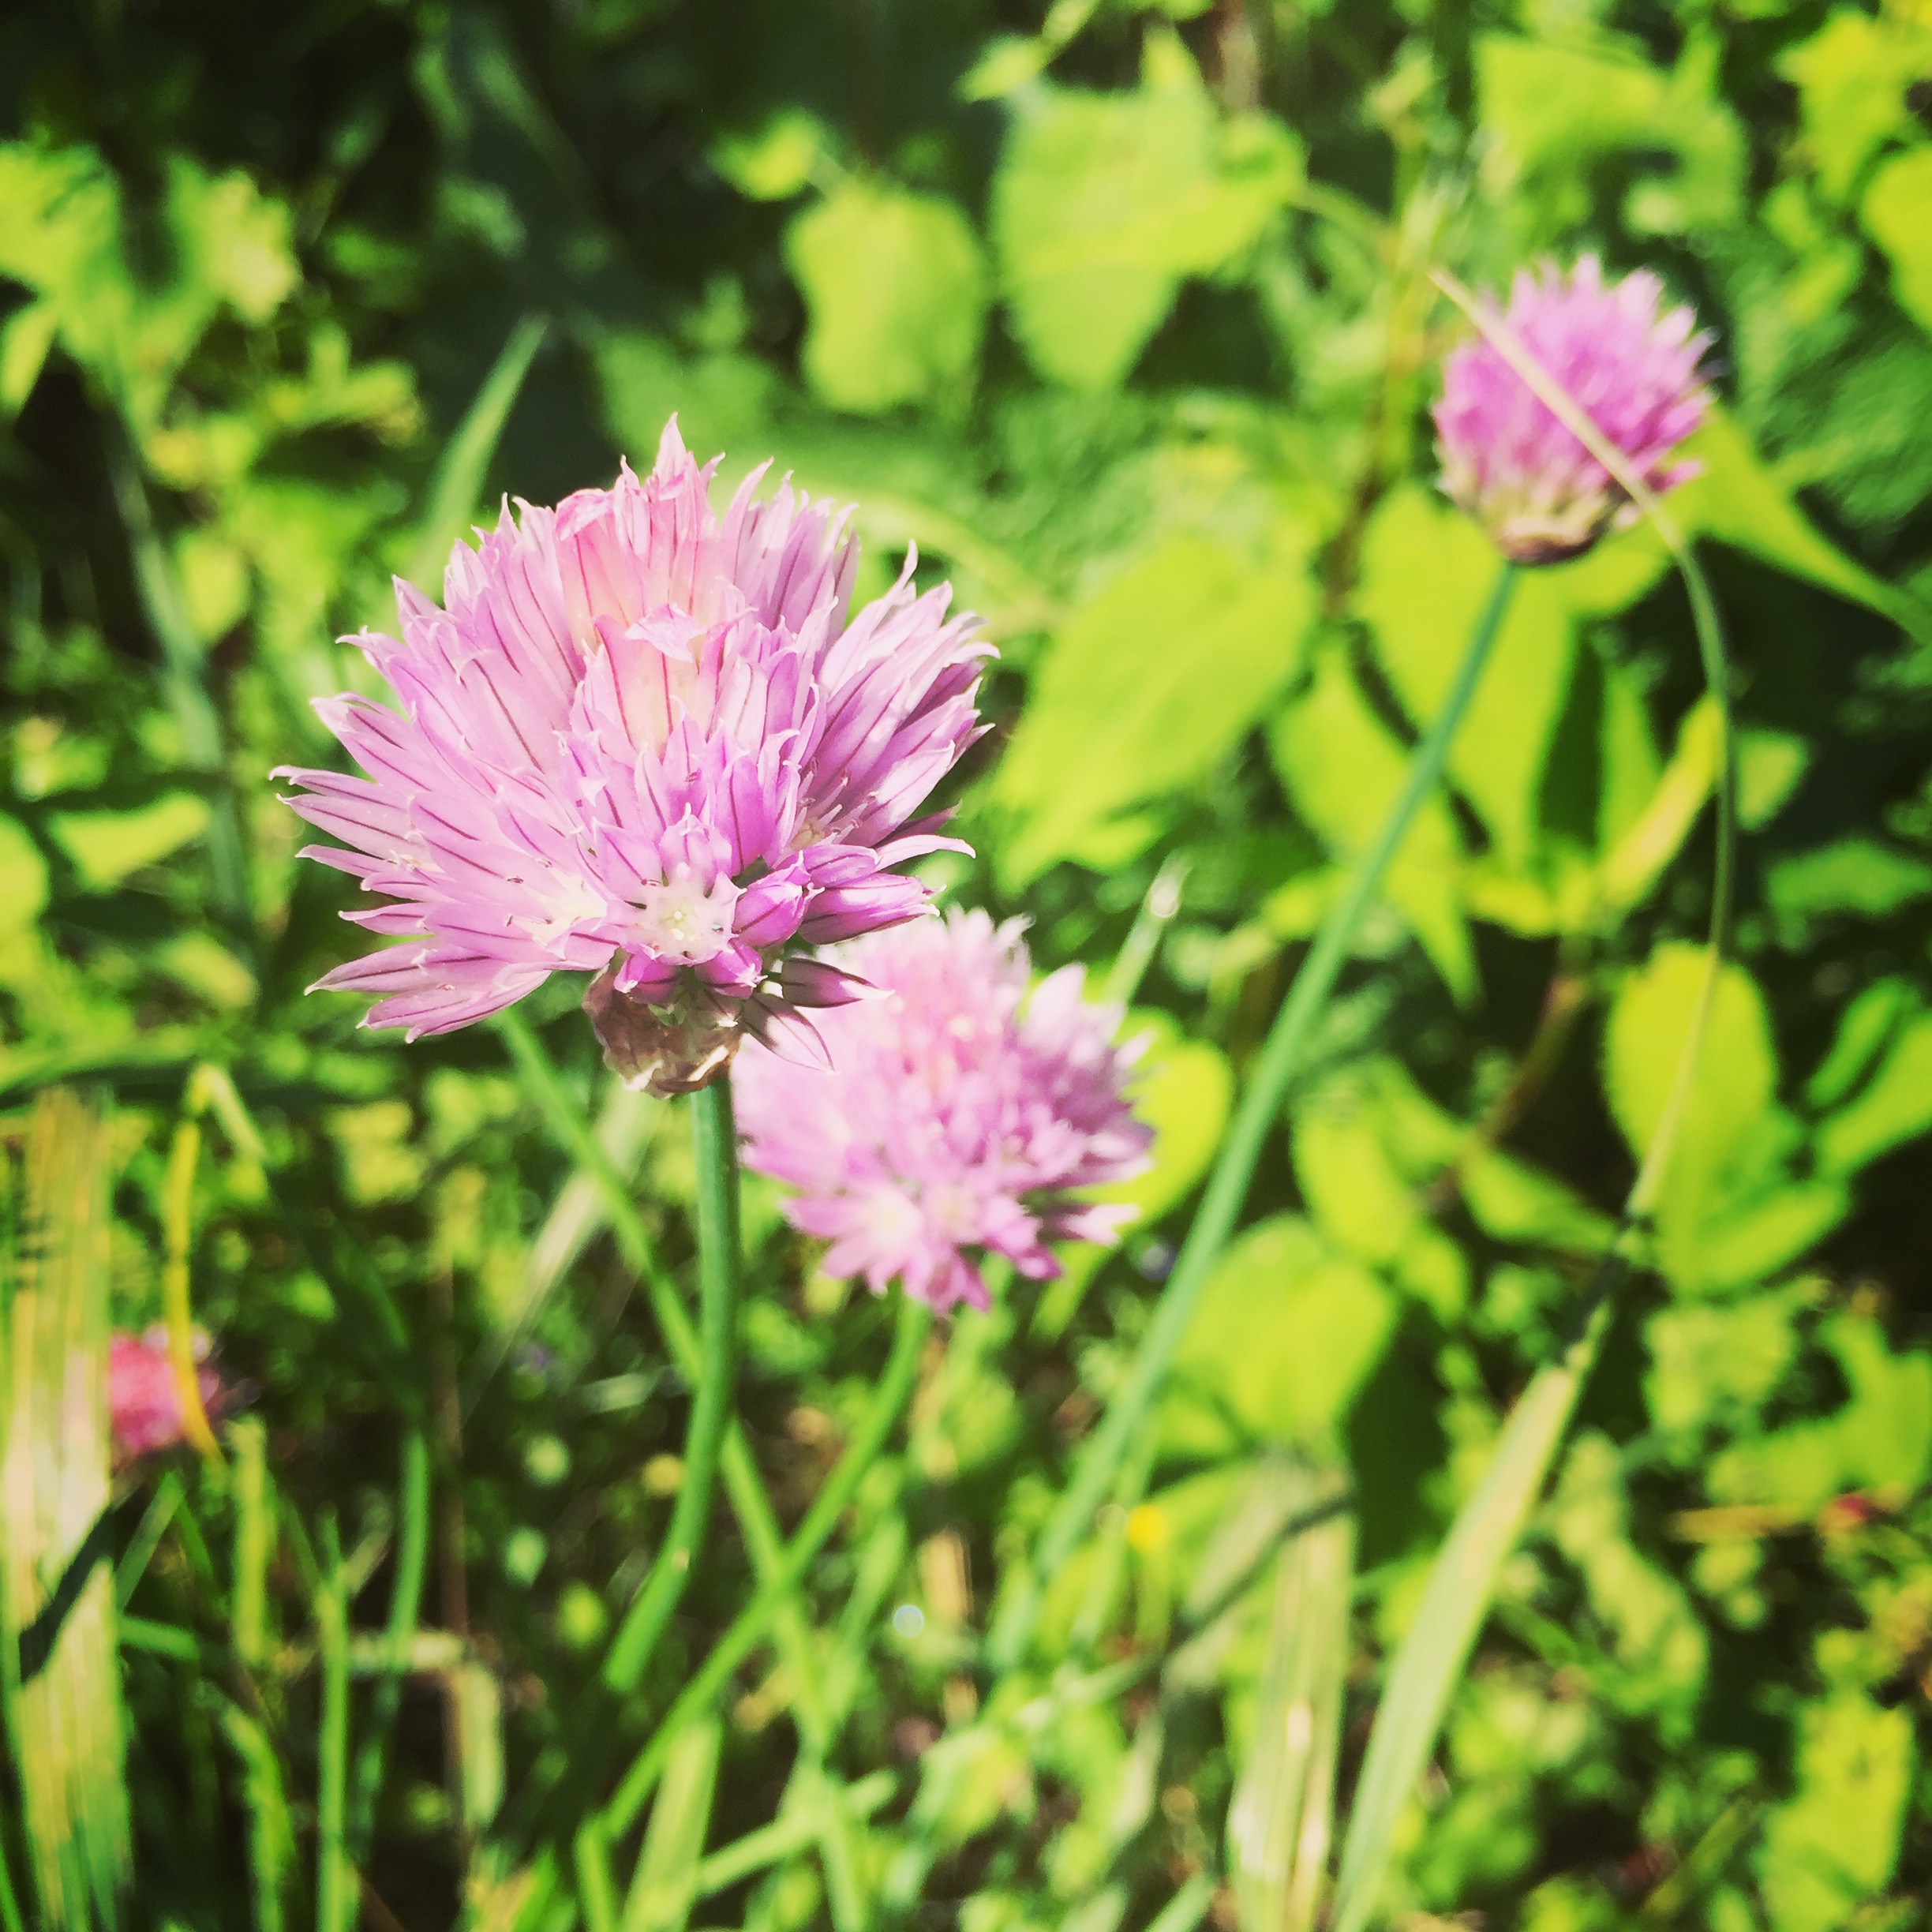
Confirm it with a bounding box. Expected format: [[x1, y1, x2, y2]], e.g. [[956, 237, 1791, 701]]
[[1323, 269, 1740, 1932], [315, 1515, 352, 1932], [601, 1291, 931, 1838], [348, 1429, 431, 1855], [987, 561, 1519, 1674], [602, 1076, 742, 1694]]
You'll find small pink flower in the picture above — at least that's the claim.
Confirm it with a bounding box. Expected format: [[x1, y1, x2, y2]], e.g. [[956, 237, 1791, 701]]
[[1434, 255, 1712, 564], [276, 420, 989, 1094], [736, 911, 1152, 1312], [109, 1327, 224, 1462]]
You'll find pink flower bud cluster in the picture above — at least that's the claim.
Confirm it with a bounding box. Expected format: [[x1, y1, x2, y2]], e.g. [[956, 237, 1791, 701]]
[[1434, 255, 1712, 564]]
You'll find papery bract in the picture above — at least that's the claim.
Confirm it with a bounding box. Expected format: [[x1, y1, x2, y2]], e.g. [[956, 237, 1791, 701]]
[[1434, 254, 1713, 565], [736, 909, 1152, 1312], [276, 420, 989, 1093]]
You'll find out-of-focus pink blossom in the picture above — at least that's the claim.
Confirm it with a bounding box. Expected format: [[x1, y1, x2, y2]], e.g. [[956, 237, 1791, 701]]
[[1434, 255, 1712, 564], [736, 910, 1152, 1313], [277, 420, 989, 1094], [109, 1327, 223, 1462]]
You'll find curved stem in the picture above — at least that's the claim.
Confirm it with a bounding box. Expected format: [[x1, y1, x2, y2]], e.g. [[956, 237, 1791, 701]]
[[987, 560, 1518, 1676], [602, 1077, 740, 1694], [602, 1292, 931, 1839]]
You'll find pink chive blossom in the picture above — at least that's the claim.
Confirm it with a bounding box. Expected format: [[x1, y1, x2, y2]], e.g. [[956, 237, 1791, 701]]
[[275, 420, 990, 1095], [1434, 255, 1713, 565], [109, 1327, 224, 1463], [736, 910, 1153, 1313]]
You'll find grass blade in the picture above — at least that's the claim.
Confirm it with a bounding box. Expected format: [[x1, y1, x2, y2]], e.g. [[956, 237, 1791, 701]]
[[217, 1699, 294, 1932], [1327, 1290, 1613, 1932], [315, 1515, 351, 1932], [0, 1088, 131, 1929], [1227, 1471, 1354, 1932], [621, 1717, 722, 1932], [399, 311, 549, 597]]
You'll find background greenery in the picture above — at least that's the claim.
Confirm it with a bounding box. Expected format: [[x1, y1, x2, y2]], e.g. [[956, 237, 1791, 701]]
[[2, 0, 1932, 1927]]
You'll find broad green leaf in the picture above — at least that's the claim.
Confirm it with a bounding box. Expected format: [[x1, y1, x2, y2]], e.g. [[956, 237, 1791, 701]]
[[1816, 1010, 1932, 1175], [1356, 487, 1577, 863], [1863, 147, 1932, 335], [991, 32, 1300, 388], [995, 536, 1311, 885], [1757, 1692, 1914, 1932], [1593, 698, 1722, 919], [1163, 1216, 1395, 1458], [1735, 728, 1810, 830], [1765, 837, 1932, 926], [1781, 9, 1932, 202], [1460, 1151, 1614, 1258], [1710, 1313, 1932, 1511], [51, 796, 212, 892], [1270, 646, 1473, 1001], [1667, 410, 1921, 631], [1604, 943, 1780, 1287], [711, 109, 830, 200], [786, 183, 988, 414], [1476, 32, 1744, 239], [1290, 1091, 1466, 1319], [0, 817, 49, 933]]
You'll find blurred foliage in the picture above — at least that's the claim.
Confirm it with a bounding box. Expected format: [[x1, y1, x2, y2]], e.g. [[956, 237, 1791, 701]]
[[2, 0, 1932, 1927]]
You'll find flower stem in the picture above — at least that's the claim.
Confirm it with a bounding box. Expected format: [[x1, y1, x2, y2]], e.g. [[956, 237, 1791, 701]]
[[987, 559, 1518, 1676], [600, 1290, 931, 1838], [602, 1076, 741, 1694]]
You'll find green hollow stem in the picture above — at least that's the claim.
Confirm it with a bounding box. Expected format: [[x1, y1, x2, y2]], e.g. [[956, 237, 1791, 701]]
[[601, 1291, 932, 1840], [603, 1077, 742, 1694], [496, 1015, 836, 1729], [986, 560, 1519, 1676]]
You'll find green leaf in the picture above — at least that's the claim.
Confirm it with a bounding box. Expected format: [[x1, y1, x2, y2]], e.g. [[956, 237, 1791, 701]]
[[1270, 646, 1474, 1001], [1863, 147, 1932, 335], [990, 31, 1299, 388], [1757, 1692, 1914, 1932], [1163, 1216, 1396, 1458], [994, 536, 1311, 886], [1545, 1433, 1707, 1726], [1710, 1312, 1932, 1511], [1765, 837, 1932, 926], [785, 183, 988, 414], [1644, 1290, 1803, 1439], [1357, 489, 1575, 864], [1603, 943, 1780, 1288], [1475, 31, 1744, 239], [710, 108, 831, 200], [1780, 9, 1932, 203], [1816, 1009, 1932, 1175], [1667, 410, 1922, 632], [1807, 978, 1915, 1110], [0, 817, 49, 933], [51, 795, 212, 893]]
